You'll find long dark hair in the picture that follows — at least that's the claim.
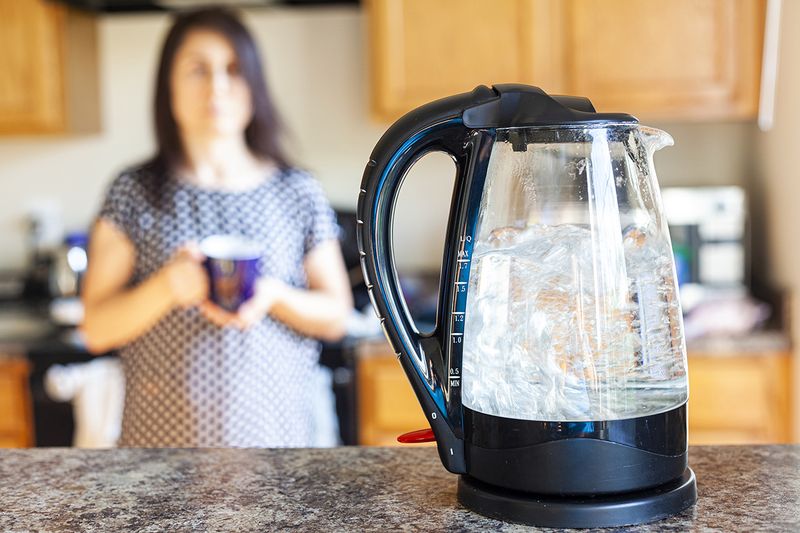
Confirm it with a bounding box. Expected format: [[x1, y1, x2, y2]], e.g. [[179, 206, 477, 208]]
[[150, 6, 290, 175]]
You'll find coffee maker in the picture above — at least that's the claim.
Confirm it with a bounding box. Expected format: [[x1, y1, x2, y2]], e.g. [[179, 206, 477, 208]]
[[357, 85, 697, 528]]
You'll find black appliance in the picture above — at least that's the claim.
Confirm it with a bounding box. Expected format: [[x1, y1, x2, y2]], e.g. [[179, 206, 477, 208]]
[[56, 0, 359, 13], [356, 84, 697, 527]]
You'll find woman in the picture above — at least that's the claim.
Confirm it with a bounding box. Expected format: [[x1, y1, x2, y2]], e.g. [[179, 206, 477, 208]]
[[81, 7, 352, 447]]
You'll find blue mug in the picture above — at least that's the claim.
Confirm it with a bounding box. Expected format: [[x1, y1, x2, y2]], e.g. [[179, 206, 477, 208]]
[[200, 235, 262, 312]]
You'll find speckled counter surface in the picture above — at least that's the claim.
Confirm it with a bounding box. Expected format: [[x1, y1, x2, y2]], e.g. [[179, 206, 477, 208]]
[[0, 446, 798, 532]]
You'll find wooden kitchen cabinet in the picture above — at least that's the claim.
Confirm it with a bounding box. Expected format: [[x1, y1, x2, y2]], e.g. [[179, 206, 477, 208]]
[[356, 340, 431, 446], [0, 0, 100, 135], [367, 0, 538, 122], [0, 355, 35, 448], [367, 0, 764, 121], [687, 351, 792, 445], [356, 339, 793, 447]]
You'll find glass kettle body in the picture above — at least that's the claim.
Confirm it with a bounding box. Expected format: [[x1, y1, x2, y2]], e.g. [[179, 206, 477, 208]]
[[357, 85, 692, 501], [463, 124, 687, 424]]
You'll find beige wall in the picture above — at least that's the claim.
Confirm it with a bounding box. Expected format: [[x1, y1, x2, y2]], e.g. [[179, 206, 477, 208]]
[[755, 0, 800, 440], [0, 6, 757, 274]]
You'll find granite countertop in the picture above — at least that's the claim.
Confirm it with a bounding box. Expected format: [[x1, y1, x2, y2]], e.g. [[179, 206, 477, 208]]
[[0, 446, 798, 532]]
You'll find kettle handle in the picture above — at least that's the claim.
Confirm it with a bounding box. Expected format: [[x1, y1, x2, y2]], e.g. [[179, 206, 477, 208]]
[[357, 87, 497, 473]]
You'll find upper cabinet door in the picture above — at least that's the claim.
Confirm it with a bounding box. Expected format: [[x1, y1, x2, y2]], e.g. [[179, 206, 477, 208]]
[[368, 0, 765, 122], [0, 0, 66, 133], [0, 0, 99, 135], [564, 0, 765, 121], [368, 0, 537, 121]]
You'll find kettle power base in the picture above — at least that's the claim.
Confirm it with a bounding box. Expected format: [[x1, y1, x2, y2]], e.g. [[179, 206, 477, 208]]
[[457, 468, 697, 529]]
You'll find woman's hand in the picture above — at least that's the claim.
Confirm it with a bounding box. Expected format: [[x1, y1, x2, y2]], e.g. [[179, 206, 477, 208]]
[[235, 277, 286, 329], [161, 242, 209, 308], [202, 241, 352, 340], [201, 277, 286, 330], [199, 301, 238, 328]]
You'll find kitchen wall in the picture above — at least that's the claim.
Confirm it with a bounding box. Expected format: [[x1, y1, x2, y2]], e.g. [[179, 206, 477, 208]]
[[0, 6, 756, 275], [755, 0, 800, 440]]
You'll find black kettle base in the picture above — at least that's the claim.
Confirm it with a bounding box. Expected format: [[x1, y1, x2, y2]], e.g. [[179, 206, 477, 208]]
[[457, 467, 697, 529]]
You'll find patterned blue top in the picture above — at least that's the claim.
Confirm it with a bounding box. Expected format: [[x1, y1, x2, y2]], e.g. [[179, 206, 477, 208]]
[[97, 164, 340, 447]]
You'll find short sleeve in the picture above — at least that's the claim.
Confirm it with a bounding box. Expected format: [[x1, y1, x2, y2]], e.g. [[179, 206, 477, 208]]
[[294, 171, 341, 255], [96, 171, 141, 242]]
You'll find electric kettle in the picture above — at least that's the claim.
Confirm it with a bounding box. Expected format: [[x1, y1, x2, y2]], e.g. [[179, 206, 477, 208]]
[[356, 85, 697, 528]]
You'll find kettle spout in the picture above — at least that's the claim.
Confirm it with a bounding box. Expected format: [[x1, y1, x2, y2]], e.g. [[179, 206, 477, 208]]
[[640, 126, 674, 153]]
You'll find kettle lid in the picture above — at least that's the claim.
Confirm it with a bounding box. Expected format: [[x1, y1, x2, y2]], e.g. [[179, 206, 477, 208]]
[[463, 84, 638, 128]]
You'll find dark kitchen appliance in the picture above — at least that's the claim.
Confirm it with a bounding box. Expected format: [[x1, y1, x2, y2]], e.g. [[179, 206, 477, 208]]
[[356, 84, 696, 528], [56, 0, 359, 13]]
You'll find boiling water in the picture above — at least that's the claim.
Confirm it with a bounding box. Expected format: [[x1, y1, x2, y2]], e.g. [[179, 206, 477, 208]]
[[462, 223, 688, 421]]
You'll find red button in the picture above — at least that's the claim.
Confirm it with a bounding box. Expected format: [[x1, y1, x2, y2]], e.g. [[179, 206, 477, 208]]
[[397, 428, 436, 443]]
